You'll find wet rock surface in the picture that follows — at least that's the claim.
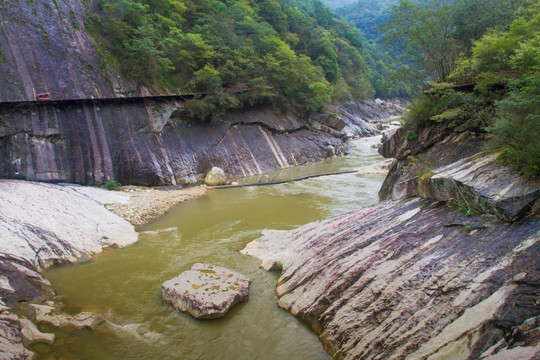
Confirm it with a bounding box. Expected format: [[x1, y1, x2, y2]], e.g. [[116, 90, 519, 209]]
[[162, 263, 250, 319], [19, 317, 55, 346], [0, 0, 128, 102], [243, 199, 540, 359], [28, 303, 103, 330]]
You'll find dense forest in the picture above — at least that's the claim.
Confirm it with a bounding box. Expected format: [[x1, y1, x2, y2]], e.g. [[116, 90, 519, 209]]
[[86, 0, 376, 118], [86, 0, 539, 177], [377, 0, 538, 178]]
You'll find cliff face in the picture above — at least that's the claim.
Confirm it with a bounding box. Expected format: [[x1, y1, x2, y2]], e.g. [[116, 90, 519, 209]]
[[0, 100, 349, 186], [0, 0, 127, 101], [379, 124, 539, 222], [243, 123, 540, 360]]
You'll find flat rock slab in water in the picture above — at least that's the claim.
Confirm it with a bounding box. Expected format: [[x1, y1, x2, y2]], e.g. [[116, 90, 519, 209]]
[[161, 263, 250, 319]]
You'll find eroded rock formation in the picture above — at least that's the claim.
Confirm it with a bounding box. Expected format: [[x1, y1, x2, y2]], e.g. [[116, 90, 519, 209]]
[[0, 180, 138, 359], [243, 199, 539, 359], [378, 125, 539, 222], [0, 180, 137, 308], [242, 124, 540, 359]]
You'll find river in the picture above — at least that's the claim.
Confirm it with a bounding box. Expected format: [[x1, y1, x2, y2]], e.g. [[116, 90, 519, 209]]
[[43, 133, 390, 360]]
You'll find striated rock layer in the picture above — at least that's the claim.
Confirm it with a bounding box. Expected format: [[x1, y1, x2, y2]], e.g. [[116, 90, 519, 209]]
[[0, 0, 129, 102], [378, 125, 539, 222], [0, 102, 349, 186], [0, 180, 137, 308], [0, 179, 138, 359], [243, 199, 540, 360], [243, 123, 540, 359]]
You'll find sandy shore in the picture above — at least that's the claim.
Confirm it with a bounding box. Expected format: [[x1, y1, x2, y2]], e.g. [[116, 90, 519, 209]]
[[106, 185, 207, 229]]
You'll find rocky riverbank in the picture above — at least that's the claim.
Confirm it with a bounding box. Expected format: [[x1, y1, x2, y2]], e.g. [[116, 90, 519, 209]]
[[242, 124, 540, 359], [105, 185, 206, 229], [0, 180, 206, 359]]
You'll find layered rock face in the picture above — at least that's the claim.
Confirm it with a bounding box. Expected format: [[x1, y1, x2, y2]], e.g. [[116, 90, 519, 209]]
[[243, 199, 539, 359], [0, 101, 348, 186], [325, 99, 405, 138], [379, 125, 539, 222], [243, 124, 539, 359], [0, 0, 127, 102], [0, 179, 138, 359]]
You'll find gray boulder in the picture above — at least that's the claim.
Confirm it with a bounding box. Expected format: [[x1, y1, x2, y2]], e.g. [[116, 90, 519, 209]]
[[204, 167, 227, 186], [162, 263, 250, 319]]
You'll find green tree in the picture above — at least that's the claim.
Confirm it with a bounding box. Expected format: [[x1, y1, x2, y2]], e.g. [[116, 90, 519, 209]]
[[124, 21, 172, 84], [381, 0, 459, 82], [258, 0, 288, 34]]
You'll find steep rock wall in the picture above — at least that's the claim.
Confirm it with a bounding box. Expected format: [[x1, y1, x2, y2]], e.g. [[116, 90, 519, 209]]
[[243, 121, 540, 359], [0, 0, 127, 101], [326, 99, 405, 138], [0, 101, 348, 186]]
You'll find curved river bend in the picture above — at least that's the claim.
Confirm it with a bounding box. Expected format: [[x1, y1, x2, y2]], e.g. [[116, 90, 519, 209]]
[[44, 134, 388, 360]]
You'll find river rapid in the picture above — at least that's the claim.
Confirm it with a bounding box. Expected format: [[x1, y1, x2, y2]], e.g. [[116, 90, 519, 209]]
[[43, 133, 390, 360]]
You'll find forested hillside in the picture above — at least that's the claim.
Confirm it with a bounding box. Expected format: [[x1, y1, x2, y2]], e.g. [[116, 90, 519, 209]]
[[333, 0, 396, 44], [86, 0, 376, 118], [386, 0, 539, 178]]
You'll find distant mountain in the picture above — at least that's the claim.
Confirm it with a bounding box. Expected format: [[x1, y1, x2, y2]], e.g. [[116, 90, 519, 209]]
[[333, 0, 398, 44], [320, 0, 358, 9]]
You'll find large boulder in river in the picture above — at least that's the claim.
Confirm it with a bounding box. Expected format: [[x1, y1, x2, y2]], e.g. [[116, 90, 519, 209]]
[[161, 263, 250, 319], [204, 167, 227, 186]]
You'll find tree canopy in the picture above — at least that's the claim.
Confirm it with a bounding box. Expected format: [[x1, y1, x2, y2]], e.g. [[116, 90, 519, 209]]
[[86, 0, 377, 118], [401, 0, 539, 178]]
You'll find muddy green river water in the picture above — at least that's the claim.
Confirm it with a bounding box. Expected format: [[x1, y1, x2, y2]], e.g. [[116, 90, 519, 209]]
[[44, 135, 388, 360]]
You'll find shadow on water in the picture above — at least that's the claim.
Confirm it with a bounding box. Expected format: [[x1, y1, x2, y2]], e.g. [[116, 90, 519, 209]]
[[44, 136, 388, 360]]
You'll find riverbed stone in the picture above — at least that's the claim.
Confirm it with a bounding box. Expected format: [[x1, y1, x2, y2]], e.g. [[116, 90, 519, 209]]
[[204, 167, 227, 186], [161, 263, 250, 319], [19, 317, 55, 346], [28, 304, 103, 330]]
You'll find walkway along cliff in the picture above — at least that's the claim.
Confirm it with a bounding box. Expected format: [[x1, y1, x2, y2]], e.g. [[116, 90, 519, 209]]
[[0, 97, 352, 186]]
